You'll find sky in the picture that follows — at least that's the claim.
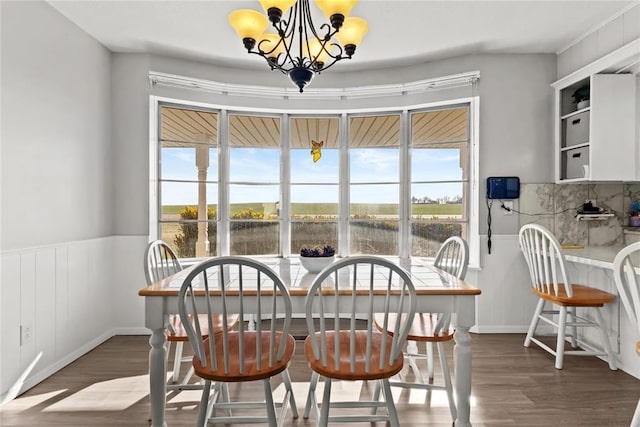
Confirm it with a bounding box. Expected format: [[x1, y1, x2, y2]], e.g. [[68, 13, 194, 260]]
[[161, 146, 463, 206]]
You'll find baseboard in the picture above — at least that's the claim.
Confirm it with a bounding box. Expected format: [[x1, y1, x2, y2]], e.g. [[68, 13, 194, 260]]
[[111, 327, 151, 336], [472, 326, 530, 334]]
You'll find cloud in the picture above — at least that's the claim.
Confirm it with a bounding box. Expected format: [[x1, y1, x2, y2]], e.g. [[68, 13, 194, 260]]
[[172, 151, 195, 163], [352, 149, 397, 171]]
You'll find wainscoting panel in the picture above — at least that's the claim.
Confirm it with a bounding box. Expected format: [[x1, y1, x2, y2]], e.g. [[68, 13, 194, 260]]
[[475, 234, 539, 333], [0, 237, 121, 403], [19, 251, 37, 386], [35, 248, 57, 376], [1, 254, 22, 396], [111, 235, 150, 334]]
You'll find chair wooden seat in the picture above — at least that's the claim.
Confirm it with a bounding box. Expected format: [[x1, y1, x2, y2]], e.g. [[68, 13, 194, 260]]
[[178, 257, 298, 426], [194, 331, 295, 382], [304, 331, 404, 381], [303, 257, 416, 427], [376, 313, 454, 343], [373, 237, 468, 423], [532, 284, 615, 307], [166, 314, 240, 342]]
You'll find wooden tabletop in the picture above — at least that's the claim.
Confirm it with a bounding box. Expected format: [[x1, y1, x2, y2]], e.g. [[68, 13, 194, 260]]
[[139, 257, 480, 297]]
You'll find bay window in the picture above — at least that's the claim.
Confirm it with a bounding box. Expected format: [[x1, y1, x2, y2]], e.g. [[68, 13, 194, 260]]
[[154, 102, 472, 261]]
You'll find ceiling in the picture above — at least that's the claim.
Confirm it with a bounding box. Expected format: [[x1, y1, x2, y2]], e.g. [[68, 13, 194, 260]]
[[47, 0, 634, 72]]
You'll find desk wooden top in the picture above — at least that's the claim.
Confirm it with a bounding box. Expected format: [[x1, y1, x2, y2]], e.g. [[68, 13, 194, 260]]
[[139, 257, 480, 297]]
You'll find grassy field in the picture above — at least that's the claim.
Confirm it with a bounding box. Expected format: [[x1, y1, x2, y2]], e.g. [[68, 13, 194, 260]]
[[162, 203, 462, 216]]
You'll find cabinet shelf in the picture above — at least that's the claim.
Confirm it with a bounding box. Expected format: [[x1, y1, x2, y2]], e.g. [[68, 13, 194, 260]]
[[576, 213, 615, 221], [555, 74, 636, 182], [561, 107, 591, 120], [560, 142, 589, 152]]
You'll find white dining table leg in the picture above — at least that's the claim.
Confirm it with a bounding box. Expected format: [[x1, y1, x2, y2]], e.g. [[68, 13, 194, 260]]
[[146, 298, 168, 427], [454, 325, 472, 426], [454, 296, 474, 427]]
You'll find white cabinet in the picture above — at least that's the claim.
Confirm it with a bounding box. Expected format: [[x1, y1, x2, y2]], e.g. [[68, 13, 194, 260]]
[[554, 74, 636, 182]]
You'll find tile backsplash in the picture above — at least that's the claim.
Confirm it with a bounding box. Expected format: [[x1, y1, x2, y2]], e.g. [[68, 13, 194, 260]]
[[519, 183, 640, 246]]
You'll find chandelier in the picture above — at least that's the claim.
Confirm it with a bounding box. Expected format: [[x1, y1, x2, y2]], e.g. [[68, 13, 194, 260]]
[[228, 0, 368, 93]]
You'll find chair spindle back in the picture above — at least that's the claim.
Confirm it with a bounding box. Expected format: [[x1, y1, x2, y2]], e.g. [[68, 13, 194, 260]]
[[519, 224, 572, 297], [145, 240, 182, 285], [178, 257, 292, 375], [434, 236, 469, 280], [305, 256, 416, 374], [613, 242, 640, 335]]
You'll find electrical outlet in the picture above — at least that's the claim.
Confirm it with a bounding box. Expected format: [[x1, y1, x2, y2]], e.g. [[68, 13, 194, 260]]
[[21, 324, 33, 346], [502, 201, 514, 215]]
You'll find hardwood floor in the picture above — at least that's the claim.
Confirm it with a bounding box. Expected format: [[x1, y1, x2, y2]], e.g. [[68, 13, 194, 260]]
[[1, 333, 639, 426]]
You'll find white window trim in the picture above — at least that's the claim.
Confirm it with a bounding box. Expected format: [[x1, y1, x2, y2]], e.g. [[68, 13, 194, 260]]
[[149, 94, 480, 267]]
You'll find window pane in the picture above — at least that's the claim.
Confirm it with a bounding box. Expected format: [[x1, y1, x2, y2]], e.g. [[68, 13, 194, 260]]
[[229, 115, 280, 147], [230, 148, 279, 182], [411, 183, 465, 220], [160, 221, 217, 258], [160, 182, 218, 221], [350, 221, 399, 255], [229, 185, 280, 220], [292, 222, 338, 254], [291, 185, 338, 219], [161, 146, 218, 181], [230, 222, 279, 255], [350, 115, 400, 147], [411, 108, 468, 145], [411, 146, 465, 181], [161, 107, 218, 144], [411, 223, 465, 257], [350, 184, 398, 218], [350, 148, 399, 183], [291, 149, 339, 183]]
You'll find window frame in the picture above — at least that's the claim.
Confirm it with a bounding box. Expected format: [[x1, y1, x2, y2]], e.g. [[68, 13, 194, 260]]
[[149, 96, 480, 266]]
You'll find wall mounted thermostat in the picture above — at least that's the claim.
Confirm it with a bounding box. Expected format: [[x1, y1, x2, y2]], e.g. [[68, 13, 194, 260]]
[[486, 176, 520, 199]]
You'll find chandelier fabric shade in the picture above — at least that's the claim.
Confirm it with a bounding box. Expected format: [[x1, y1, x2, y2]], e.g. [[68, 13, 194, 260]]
[[228, 0, 368, 93]]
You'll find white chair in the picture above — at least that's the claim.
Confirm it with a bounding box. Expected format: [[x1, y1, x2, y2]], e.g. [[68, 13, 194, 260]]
[[613, 241, 640, 426], [302, 256, 416, 427], [144, 240, 238, 392], [374, 236, 468, 421], [177, 256, 298, 426], [518, 224, 616, 370]]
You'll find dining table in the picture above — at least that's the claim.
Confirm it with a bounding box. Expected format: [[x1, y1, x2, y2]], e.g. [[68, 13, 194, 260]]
[[139, 256, 481, 427]]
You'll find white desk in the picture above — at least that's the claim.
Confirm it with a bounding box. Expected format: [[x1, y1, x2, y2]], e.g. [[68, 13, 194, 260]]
[[139, 257, 481, 427], [562, 245, 623, 269]]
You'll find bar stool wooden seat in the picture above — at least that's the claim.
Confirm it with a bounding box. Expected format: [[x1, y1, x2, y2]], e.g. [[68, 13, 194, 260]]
[[518, 224, 616, 370]]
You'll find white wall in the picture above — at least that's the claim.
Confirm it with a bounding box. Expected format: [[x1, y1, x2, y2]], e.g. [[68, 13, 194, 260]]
[[557, 3, 640, 79], [1, 1, 114, 250], [0, 1, 117, 401]]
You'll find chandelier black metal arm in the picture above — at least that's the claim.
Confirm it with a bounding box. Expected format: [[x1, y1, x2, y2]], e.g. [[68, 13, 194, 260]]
[[240, 0, 356, 92], [230, 0, 366, 92]]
